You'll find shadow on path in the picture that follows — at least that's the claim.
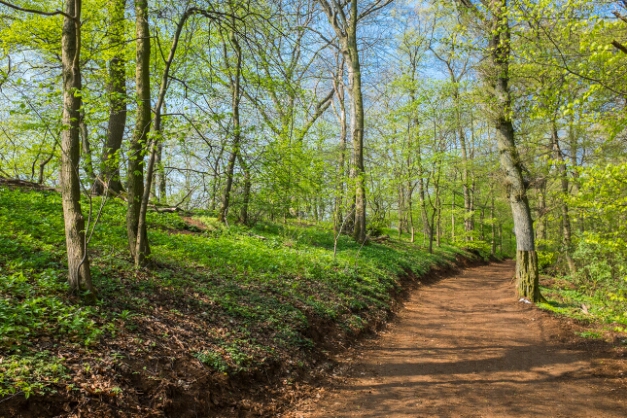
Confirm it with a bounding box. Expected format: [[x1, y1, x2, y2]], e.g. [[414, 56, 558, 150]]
[[285, 261, 627, 418]]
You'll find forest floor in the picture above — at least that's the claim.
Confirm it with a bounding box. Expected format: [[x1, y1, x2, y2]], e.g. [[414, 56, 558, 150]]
[[284, 261, 627, 418]]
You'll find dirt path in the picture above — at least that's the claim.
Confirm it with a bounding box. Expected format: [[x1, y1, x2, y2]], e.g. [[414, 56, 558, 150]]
[[284, 261, 627, 418]]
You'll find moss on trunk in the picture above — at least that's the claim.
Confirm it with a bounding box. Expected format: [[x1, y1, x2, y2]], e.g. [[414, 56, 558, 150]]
[[516, 250, 543, 302]]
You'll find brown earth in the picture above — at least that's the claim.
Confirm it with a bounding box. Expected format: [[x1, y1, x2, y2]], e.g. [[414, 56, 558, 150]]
[[283, 261, 627, 418]]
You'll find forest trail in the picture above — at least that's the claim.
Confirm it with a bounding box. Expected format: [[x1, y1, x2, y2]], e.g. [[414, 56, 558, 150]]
[[284, 261, 627, 418]]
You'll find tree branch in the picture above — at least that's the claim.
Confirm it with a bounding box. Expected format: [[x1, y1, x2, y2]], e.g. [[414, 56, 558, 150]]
[[358, 0, 393, 21], [613, 10, 627, 24], [612, 40, 627, 55], [295, 89, 334, 141], [0, 0, 74, 20]]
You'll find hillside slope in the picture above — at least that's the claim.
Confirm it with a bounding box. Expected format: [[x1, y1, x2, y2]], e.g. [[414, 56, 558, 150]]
[[0, 187, 471, 417]]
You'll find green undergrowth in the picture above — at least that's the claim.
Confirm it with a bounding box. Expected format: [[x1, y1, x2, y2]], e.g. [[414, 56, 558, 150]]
[[0, 187, 466, 399], [538, 281, 627, 335], [536, 236, 627, 337]]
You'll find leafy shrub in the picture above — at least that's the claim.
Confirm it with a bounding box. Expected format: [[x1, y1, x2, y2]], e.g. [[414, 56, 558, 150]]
[[536, 239, 557, 271], [571, 235, 627, 296], [453, 239, 492, 261], [195, 350, 229, 372]]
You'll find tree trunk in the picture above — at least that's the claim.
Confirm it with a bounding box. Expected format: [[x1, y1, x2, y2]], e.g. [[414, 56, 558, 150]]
[[210, 146, 224, 211], [398, 184, 405, 237], [238, 153, 251, 225], [218, 150, 237, 223], [567, 118, 584, 234], [155, 141, 166, 202], [316, 0, 383, 243], [80, 115, 95, 186], [418, 176, 431, 239], [428, 199, 436, 254], [451, 191, 456, 241], [333, 68, 347, 237], [346, 24, 367, 243], [415, 135, 431, 240], [454, 82, 473, 239], [535, 178, 547, 241], [134, 5, 199, 266], [551, 124, 576, 274], [127, 0, 151, 264], [93, 0, 126, 196], [217, 30, 242, 224], [487, 0, 540, 301], [60, 0, 95, 295], [433, 42, 474, 240], [433, 123, 442, 248], [38, 140, 58, 185], [407, 182, 415, 243], [479, 207, 485, 241], [436, 191, 442, 247], [491, 189, 496, 256], [499, 223, 503, 253]]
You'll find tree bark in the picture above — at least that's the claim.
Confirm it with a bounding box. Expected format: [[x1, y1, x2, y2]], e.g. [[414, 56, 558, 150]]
[[418, 174, 431, 239], [134, 5, 202, 266], [453, 80, 473, 239], [491, 188, 496, 256], [333, 62, 348, 237], [316, 0, 373, 243], [346, 24, 367, 243], [93, 0, 127, 196], [551, 124, 576, 274], [535, 178, 547, 241], [398, 184, 405, 237], [486, 0, 541, 301], [60, 0, 95, 295], [433, 47, 474, 240], [80, 114, 95, 185], [432, 120, 442, 248], [407, 182, 415, 243], [155, 141, 166, 202], [127, 0, 151, 264], [413, 126, 431, 240], [217, 29, 242, 224], [567, 118, 584, 234], [451, 191, 456, 241], [238, 153, 251, 225]]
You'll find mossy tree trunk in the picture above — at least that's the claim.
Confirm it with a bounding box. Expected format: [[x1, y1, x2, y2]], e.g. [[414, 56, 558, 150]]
[[93, 0, 127, 196], [127, 0, 151, 265], [332, 58, 348, 237], [486, 0, 541, 301], [346, 20, 367, 243], [60, 0, 95, 295], [316, 0, 382, 243], [217, 27, 242, 224], [551, 124, 577, 274]]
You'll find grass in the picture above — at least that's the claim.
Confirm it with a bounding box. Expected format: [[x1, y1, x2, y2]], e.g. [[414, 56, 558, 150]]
[[0, 187, 466, 401]]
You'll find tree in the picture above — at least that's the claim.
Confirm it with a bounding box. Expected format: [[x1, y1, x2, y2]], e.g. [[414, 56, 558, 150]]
[[429, 12, 475, 239], [217, 9, 243, 224], [60, 0, 96, 295], [315, 0, 393, 242], [456, 0, 541, 301], [0, 0, 96, 295], [93, 0, 127, 196], [126, 0, 152, 267]]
